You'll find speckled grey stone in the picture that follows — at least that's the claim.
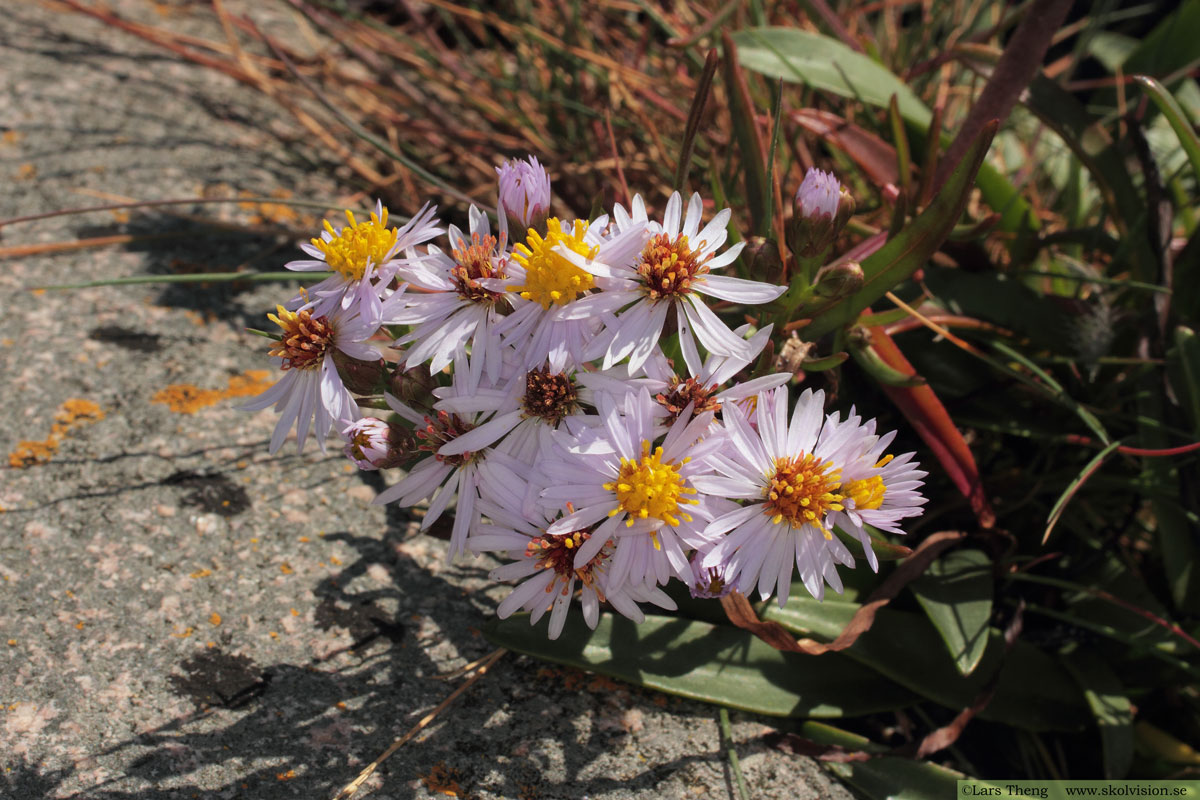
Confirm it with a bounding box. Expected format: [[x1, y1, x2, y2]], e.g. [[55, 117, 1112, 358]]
[[0, 3, 853, 798]]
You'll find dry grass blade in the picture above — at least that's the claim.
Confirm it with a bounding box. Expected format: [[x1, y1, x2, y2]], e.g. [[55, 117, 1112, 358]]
[[333, 648, 507, 800]]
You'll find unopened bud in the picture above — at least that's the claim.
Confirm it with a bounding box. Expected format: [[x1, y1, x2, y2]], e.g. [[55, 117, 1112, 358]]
[[786, 168, 855, 258], [497, 155, 551, 236], [332, 349, 387, 395], [813, 260, 864, 300], [341, 417, 411, 470], [387, 364, 438, 407], [741, 236, 783, 282]]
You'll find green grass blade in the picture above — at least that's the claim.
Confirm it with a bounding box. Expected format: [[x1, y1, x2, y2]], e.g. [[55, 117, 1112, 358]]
[[1135, 76, 1200, 184]]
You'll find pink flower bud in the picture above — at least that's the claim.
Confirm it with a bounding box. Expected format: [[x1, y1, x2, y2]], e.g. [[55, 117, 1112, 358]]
[[795, 167, 842, 219], [342, 417, 407, 470], [496, 155, 551, 233]]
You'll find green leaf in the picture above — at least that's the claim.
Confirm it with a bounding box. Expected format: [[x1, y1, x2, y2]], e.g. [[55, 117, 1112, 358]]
[[1061, 647, 1134, 779], [801, 122, 996, 340], [1135, 76, 1200, 185], [722, 33, 767, 232], [911, 549, 992, 676], [731, 28, 930, 126], [797, 721, 976, 800], [732, 27, 1038, 241], [762, 597, 1090, 731], [1167, 326, 1200, 434], [484, 612, 914, 718]]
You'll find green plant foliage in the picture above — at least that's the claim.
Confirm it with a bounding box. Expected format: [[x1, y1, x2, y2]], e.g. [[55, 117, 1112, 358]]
[[761, 597, 1090, 731], [911, 549, 993, 676], [484, 612, 916, 718], [798, 721, 976, 800]]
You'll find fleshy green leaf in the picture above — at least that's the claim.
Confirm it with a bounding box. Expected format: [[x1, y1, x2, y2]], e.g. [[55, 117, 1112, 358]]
[[911, 549, 992, 676], [762, 596, 1090, 731], [1061, 647, 1134, 779], [731, 28, 930, 126], [485, 612, 915, 718], [797, 721, 974, 800], [732, 27, 1037, 240]]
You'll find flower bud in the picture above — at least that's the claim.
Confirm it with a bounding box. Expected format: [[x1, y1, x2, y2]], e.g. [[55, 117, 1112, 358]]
[[813, 260, 864, 300], [786, 168, 855, 259], [741, 236, 783, 282], [496, 155, 551, 236], [341, 417, 411, 470], [387, 363, 438, 407], [331, 349, 387, 395]]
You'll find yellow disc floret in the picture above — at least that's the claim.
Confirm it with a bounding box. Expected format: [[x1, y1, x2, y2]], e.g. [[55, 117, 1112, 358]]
[[763, 453, 845, 538], [840, 455, 892, 511], [312, 207, 398, 281], [604, 440, 697, 528], [508, 218, 597, 308]]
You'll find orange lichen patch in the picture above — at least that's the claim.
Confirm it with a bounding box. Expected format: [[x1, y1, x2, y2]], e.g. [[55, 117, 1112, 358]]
[[15, 163, 36, 180], [6, 640, 15, 647], [171, 627, 194, 638], [8, 399, 105, 468], [420, 763, 463, 797], [276, 769, 296, 781], [279, 563, 294, 575], [1, 131, 23, 145], [74, 622, 84, 630], [189, 569, 212, 579], [152, 370, 272, 414], [239, 189, 301, 226], [209, 613, 222, 627]]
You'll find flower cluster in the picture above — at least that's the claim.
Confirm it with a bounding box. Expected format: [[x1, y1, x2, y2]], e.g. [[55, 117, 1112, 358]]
[[242, 158, 926, 638]]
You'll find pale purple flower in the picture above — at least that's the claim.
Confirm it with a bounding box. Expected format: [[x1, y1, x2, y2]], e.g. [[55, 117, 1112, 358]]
[[495, 215, 647, 371], [373, 354, 503, 559], [826, 413, 927, 570], [240, 296, 402, 454], [388, 205, 513, 390], [557, 192, 786, 375], [286, 200, 440, 319], [536, 388, 725, 591], [471, 459, 675, 639], [695, 387, 880, 605]]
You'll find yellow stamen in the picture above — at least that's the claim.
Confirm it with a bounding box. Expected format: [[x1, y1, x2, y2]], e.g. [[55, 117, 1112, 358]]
[[762, 453, 844, 537], [507, 218, 597, 308], [602, 440, 696, 526], [312, 206, 398, 281]]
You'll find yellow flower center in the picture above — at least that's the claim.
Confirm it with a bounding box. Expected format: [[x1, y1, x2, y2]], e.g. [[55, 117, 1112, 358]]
[[763, 453, 845, 538], [312, 207, 398, 281], [841, 455, 892, 511], [508, 218, 597, 308], [603, 440, 697, 528]]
